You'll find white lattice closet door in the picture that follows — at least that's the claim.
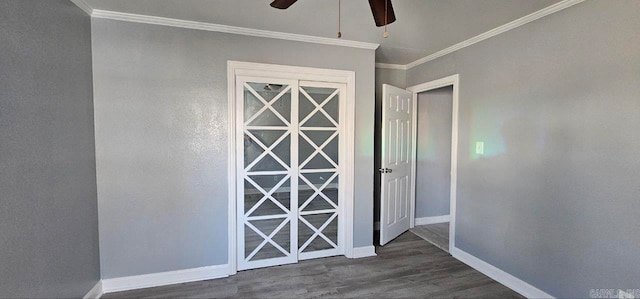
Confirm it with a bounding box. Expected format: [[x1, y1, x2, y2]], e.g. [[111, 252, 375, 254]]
[[297, 81, 346, 260], [237, 78, 299, 271], [236, 77, 345, 270]]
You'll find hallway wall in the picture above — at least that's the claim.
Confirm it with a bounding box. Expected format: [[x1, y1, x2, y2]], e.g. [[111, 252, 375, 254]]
[[0, 1, 100, 297], [415, 86, 453, 218]]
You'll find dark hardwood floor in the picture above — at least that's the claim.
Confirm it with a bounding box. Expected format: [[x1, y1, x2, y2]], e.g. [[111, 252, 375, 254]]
[[104, 232, 523, 298]]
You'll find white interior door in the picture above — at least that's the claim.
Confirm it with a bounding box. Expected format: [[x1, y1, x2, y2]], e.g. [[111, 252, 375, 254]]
[[379, 84, 413, 245], [237, 76, 345, 270]]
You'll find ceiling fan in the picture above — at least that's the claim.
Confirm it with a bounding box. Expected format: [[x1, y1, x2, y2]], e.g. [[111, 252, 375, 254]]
[[270, 0, 396, 37]]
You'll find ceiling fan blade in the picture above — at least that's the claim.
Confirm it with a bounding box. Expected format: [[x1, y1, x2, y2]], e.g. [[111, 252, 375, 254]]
[[368, 0, 396, 27], [270, 0, 298, 9]]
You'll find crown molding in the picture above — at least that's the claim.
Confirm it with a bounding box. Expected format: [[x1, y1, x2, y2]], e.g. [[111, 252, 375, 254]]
[[405, 0, 585, 69], [91, 10, 379, 50], [70, 0, 93, 15], [375, 63, 408, 70], [73, 0, 582, 68]]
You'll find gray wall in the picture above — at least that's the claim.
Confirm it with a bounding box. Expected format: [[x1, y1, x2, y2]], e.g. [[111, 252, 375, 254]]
[[0, 1, 100, 297], [415, 87, 452, 218], [407, 1, 640, 297], [374, 68, 406, 225], [92, 18, 375, 278]]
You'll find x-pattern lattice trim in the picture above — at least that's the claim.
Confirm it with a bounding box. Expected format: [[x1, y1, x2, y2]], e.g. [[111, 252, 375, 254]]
[[244, 83, 291, 127], [299, 130, 339, 169], [298, 213, 338, 252], [299, 88, 339, 127], [244, 130, 291, 171], [298, 172, 339, 212], [245, 218, 291, 261], [244, 174, 291, 217]]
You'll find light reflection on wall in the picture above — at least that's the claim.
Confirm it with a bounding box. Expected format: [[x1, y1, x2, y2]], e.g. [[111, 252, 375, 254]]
[[468, 103, 507, 160]]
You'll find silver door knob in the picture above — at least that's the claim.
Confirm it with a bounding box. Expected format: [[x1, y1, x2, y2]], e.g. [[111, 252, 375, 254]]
[[378, 168, 393, 173]]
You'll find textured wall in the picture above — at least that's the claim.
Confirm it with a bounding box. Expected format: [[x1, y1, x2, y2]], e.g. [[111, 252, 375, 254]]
[[92, 18, 375, 278], [415, 87, 453, 218], [373, 68, 406, 226], [407, 1, 640, 297], [0, 1, 100, 297]]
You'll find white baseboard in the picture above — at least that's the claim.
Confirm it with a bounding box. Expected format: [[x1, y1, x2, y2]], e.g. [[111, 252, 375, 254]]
[[83, 281, 103, 299], [415, 215, 450, 226], [101, 264, 230, 294], [351, 245, 377, 258], [450, 247, 554, 299]]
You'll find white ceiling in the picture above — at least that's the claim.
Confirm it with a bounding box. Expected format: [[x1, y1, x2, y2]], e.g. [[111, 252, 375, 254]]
[[83, 0, 561, 64]]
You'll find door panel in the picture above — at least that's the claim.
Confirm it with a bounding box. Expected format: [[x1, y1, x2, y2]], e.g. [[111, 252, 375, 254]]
[[380, 84, 413, 246], [238, 79, 298, 271], [297, 81, 344, 261]]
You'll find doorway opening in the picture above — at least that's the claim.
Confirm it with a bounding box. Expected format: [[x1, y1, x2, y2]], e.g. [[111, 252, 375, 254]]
[[408, 86, 453, 253]]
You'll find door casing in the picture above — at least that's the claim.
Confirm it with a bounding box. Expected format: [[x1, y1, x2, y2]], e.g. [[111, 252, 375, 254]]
[[227, 61, 356, 275]]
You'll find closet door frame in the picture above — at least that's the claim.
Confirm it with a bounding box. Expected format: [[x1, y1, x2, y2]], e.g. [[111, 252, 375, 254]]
[[227, 61, 356, 275]]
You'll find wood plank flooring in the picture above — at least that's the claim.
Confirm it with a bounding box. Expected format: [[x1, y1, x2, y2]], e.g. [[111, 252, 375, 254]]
[[410, 222, 450, 252], [103, 232, 523, 298]]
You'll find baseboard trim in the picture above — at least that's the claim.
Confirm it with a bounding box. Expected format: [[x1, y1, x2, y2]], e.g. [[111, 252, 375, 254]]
[[415, 215, 450, 226], [101, 264, 230, 294], [351, 245, 377, 258], [450, 247, 554, 299], [83, 281, 103, 299]]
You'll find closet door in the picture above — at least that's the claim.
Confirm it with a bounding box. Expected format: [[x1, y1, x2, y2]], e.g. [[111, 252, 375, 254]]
[[236, 78, 345, 270], [237, 77, 299, 271], [297, 82, 345, 260]]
